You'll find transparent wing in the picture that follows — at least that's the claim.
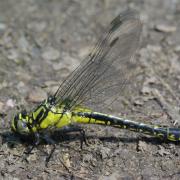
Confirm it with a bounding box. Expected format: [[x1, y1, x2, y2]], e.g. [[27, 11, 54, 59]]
[[54, 9, 142, 111]]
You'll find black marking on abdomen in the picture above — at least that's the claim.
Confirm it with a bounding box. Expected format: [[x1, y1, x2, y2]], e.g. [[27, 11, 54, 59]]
[[77, 112, 157, 135]]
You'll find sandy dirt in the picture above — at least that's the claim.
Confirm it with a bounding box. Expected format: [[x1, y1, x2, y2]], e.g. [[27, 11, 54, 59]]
[[0, 0, 180, 179]]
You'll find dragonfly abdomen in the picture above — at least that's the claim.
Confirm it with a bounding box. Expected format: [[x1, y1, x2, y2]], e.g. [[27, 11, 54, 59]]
[[73, 111, 180, 141]]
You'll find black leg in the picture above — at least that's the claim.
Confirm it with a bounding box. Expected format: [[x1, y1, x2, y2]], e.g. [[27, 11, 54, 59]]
[[62, 125, 88, 149], [22, 133, 56, 167], [42, 134, 72, 174], [79, 128, 88, 149], [23, 133, 40, 162], [42, 134, 56, 167]]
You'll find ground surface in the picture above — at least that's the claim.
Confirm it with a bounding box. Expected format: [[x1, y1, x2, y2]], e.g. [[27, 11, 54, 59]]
[[0, 0, 180, 179]]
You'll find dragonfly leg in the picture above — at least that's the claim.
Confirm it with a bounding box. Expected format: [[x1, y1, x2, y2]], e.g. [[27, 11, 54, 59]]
[[42, 134, 56, 167], [78, 127, 88, 149], [63, 125, 88, 149], [23, 133, 40, 162], [42, 134, 73, 175]]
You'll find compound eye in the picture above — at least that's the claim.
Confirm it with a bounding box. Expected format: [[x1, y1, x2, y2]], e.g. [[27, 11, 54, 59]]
[[17, 120, 27, 130]]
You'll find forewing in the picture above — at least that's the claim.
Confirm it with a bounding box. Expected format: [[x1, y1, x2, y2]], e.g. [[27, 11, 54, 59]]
[[54, 9, 142, 111]]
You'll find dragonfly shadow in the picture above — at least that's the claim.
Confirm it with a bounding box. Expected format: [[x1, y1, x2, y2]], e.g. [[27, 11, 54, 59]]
[[88, 134, 180, 146], [1, 129, 180, 149]]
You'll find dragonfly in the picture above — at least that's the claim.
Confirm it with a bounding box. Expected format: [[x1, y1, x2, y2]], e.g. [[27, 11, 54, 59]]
[[11, 9, 180, 165]]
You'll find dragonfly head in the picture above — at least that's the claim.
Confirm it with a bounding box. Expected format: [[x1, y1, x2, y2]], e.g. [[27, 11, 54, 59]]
[[11, 110, 31, 135]]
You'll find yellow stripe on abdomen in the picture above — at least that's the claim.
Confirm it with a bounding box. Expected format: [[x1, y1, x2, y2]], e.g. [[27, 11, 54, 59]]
[[72, 112, 108, 125]]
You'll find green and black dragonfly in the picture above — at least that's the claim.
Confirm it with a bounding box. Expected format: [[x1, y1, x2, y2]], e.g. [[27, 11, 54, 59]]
[[11, 10, 180, 163]]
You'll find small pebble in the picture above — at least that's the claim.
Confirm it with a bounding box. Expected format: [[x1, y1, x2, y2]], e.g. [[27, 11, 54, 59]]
[[7, 49, 19, 61], [134, 99, 144, 106], [174, 45, 180, 53], [137, 141, 148, 152], [42, 47, 60, 61], [6, 99, 15, 108], [52, 55, 79, 72], [157, 145, 171, 156], [141, 86, 152, 95], [18, 35, 29, 53], [155, 24, 176, 33], [0, 23, 6, 31], [27, 21, 47, 32], [78, 45, 92, 59], [100, 147, 111, 159], [44, 81, 58, 87], [28, 88, 47, 103], [63, 153, 71, 168]]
